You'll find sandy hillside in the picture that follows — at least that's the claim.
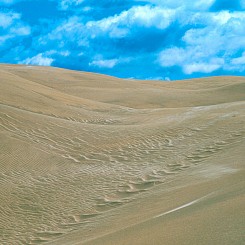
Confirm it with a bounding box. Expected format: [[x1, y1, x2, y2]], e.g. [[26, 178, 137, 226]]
[[0, 64, 244, 245]]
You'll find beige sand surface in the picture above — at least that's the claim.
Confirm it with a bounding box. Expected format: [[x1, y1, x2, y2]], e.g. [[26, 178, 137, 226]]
[[0, 64, 244, 244]]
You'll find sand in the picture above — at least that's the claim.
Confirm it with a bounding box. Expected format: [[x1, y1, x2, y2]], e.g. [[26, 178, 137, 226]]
[[0, 64, 244, 244]]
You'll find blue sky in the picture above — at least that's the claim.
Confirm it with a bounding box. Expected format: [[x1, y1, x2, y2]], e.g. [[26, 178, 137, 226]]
[[0, 0, 245, 80]]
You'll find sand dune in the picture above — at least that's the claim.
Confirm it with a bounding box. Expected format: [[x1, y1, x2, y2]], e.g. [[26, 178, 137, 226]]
[[0, 64, 244, 244]]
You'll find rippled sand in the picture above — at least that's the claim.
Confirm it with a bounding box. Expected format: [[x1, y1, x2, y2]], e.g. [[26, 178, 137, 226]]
[[0, 64, 244, 244]]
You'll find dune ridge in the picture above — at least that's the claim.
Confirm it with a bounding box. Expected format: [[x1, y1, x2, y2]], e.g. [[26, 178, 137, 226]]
[[0, 64, 244, 245]]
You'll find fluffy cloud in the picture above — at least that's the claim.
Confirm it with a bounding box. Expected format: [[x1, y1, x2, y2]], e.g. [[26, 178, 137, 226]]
[[135, 0, 215, 11], [34, 5, 178, 69], [59, 0, 84, 10], [86, 5, 177, 38], [21, 53, 54, 66], [159, 10, 245, 74], [89, 58, 118, 68], [159, 48, 225, 74], [39, 17, 82, 41], [231, 52, 245, 65], [89, 56, 132, 69], [183, 59, 225, 74], [0, 10, 30, 46], [0, 12, 19, 28], [228, 52, 245, 72], [159, 47, 185, 67]]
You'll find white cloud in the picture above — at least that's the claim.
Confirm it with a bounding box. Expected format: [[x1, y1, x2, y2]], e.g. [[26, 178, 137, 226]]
[[82, 6, 92, 12], [164, 77, 171, 81], [159, 47, 224, 74], [227, 52, 245, 72], [144, 76, 171, 81], [134, 0, 215, 11], [0, 10, 30, 45], [43, 5, 177, 52], [159, 46, 225, 75], [11, 26, 30, 35], [183, 58, 224, 74], [0, 12, 19, 28], [127, 5, 176, 29], [0, 35, 12, 45], [38, 16, 87, 47], [159, 47, 185, 67], [89, 56, 132, 69], [89, 58, 118, 68], [86, 5, 177, 38], [59, 50, 70, 57], [212, 11, 234, 25], [158, 10, 245, 74], [34, 3, 245, 77], [21, 53, 54, 66], [59, 0, 84, 10], [231, 52, 245, 65]]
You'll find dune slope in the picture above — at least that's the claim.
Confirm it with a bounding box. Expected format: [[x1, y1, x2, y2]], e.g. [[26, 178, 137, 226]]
[[0, 64, 244, 245]]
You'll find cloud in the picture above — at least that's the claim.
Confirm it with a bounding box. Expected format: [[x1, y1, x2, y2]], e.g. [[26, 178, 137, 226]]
[[34, 5, 178, 65], [159, 47, 185, 67], [143, 76, 171, 81], [21, 53, 54, 66], [183, 59, 224, 74], [227, 52, 245, 72], [0, 12, 19, 28], [158, 10, 245, 74], [86, 5, 177, 38], [231, 52, 245, 65], [89, 58, 118, 68], [37, 16, 86, 46], [59, 0, 84, 10], [0, 10, 31, 46], [135, 0, 216, 11], [89, 56, 132, 69], [158, 47, 224, 74], [59, 50, 71, 57]]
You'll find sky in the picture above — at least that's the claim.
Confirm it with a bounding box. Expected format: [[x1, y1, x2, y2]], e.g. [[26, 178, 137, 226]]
[[0, 0, 245, 80]]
